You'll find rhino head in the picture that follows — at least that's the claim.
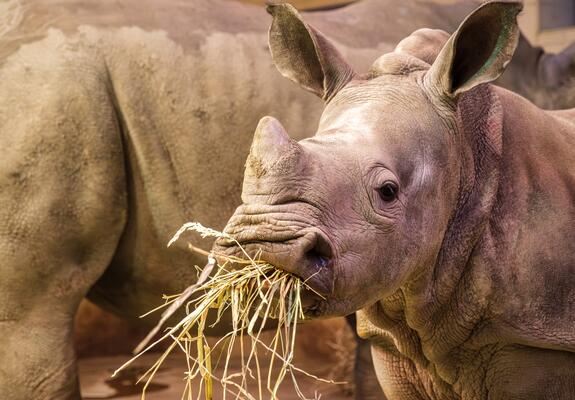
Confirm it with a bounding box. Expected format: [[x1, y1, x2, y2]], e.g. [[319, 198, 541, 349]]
[[214, 1, 521, 318]]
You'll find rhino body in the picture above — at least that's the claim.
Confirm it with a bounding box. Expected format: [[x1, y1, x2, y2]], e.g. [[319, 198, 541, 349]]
[[216, 2, 575, 399], [1, 0, 574, 399]]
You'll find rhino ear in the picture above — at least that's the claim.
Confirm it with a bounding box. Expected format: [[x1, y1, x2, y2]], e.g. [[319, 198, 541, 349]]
[[425, 1, 522, 98], [267, 2, 356, 101]]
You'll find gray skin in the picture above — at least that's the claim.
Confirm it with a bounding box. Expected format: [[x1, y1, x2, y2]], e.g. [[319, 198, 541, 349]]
[[215, 2, 575, 399], [1, 0, 574, 399]]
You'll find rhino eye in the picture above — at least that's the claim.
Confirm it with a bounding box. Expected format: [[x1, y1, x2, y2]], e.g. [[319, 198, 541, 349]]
[[378, 181, 398, 202]]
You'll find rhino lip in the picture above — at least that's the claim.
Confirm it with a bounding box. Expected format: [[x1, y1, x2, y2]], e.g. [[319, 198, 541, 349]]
[[253, 249, 334, 298], [300, 279, 329, 317], [212, 248, 332, 317], [212, 220, 336, 297], [298, 254, 332, 294]]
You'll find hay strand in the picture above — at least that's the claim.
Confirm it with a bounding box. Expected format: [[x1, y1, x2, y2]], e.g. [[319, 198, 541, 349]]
[[115, 222, 340, 400]]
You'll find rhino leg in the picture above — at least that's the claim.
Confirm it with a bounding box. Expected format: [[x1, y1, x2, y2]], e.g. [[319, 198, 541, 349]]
[[345, 314, 387, 400], [0, 311, 81, 399], [0, 165, 125, 400], [0, 40, 127, 398]]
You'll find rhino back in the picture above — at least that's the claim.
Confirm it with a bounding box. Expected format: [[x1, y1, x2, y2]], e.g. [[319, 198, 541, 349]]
[[0, 0, 304, 318], [0, 0, 386, 320], [0, 0, 270, 61], [306, 0, 481, 47], [88, 26, 330, 317], [489, 88, 575, 352], [2, 0, 553, 321]]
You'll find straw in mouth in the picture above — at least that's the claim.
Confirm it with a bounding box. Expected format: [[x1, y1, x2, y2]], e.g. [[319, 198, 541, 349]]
[[113, 222, 341, 400]]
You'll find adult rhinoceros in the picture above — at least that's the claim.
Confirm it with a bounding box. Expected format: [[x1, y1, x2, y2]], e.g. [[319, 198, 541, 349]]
[[0, 0, 573, 399], [215, 1, 575, 399]]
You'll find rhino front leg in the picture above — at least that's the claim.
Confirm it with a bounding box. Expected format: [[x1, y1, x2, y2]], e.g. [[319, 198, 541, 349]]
[[0, 172, 125, 400], [0, 199, 125, 400], [0, 310, 80, 399], [355, 336, 387, 400], [0, 45, 127, 398], [345, 314, 387, 400], [0, 156, 126, 399]]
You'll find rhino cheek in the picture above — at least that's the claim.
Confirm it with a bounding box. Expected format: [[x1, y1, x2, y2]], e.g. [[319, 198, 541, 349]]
[[344, 220, 437, 300]]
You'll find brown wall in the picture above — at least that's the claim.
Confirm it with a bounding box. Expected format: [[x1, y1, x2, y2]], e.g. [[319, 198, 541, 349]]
[[75, 300, 149, 357], [237, 0, 354, 10]]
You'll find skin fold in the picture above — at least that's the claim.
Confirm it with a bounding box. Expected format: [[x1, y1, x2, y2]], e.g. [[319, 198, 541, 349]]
[[1, 0, 574, 399], [215, 2, 575, 399]]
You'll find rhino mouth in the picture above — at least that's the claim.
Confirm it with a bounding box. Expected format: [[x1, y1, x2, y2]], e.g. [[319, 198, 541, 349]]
[[212, 223, 336, 316]]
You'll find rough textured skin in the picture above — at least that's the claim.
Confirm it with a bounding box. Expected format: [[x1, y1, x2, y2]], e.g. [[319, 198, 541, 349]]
[[216, 2, 575, 399], [1, 2, 322, 399], [1, 0, 574, 399]]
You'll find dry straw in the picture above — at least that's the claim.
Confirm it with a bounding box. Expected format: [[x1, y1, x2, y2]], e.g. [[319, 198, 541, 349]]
[[114, 222, 339, 400]]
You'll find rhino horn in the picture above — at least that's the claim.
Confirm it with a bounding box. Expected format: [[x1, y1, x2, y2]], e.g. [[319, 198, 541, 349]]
[[245, 116, 300, 178]]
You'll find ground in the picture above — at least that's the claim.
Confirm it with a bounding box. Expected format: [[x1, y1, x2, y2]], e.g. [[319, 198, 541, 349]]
[[77, 306, 356, 400], [79, 350, 354, 400]]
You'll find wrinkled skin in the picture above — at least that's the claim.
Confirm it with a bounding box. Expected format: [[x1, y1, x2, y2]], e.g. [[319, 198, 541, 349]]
[[216, 2, 575, 399], [1, 0, 575, 399]]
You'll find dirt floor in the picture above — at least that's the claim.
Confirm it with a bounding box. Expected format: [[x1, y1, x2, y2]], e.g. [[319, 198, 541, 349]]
[[79, 350, 354, 400], [78, 314, 356, 400]]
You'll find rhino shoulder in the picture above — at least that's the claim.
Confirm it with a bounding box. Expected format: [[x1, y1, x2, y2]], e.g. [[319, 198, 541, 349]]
[[0, 26, 126, 235]]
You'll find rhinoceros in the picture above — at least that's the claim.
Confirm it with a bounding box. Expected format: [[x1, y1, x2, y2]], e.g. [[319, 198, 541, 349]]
[[215, 1, 575, 399], [1, 0, 574, 399]]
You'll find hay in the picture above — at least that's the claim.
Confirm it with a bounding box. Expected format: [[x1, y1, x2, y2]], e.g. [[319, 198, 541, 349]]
[[114, 222, 340, 400]]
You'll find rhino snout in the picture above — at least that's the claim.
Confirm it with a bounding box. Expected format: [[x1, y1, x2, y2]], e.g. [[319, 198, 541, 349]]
[[213, 225, 335, 299]]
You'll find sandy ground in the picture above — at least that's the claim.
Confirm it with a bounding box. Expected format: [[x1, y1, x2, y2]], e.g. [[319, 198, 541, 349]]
[[79, 350, 354, 400], [76, 300, 356, 399]]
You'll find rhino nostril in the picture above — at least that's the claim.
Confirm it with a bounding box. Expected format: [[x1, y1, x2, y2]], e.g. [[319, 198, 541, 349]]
[[307, 249, 329, 270], [304, 232, 333, 271]]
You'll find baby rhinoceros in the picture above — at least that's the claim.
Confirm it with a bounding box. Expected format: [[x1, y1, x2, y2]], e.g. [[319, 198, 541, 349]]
[[215, 1, 575, 399]]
